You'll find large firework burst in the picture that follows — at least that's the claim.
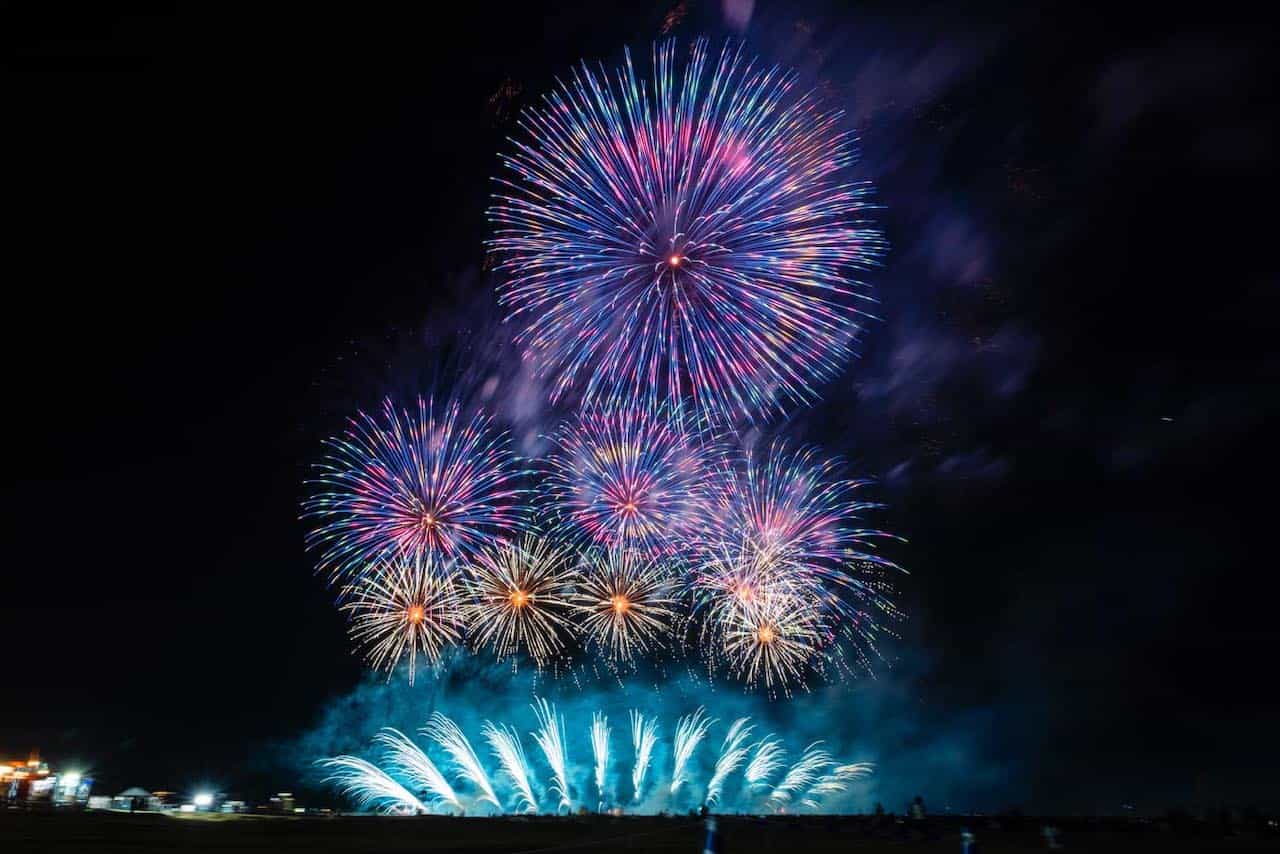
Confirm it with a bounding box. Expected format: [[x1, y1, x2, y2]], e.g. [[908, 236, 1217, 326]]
[[340, 554, 464, 685], [570, 548, 679, 663], [489, 39, 885, 425], [305, 396, 525, 585], [544, 405, 717, 555], [462, 535, 578, 666]]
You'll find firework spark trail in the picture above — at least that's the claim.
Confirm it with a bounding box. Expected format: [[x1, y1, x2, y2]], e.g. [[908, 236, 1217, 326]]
[[670, 707, 716, 795], [371, 728, 461, 811], [340, 555, 463, 685], [800, 762, 874, 810], [489, 39, 886, 425], [571, 548, 679, 662], [590, 712, 611, 804], [324, 713, 874, 815], [463, 536, 577, 665], [482, 722, 538, 814], [305, 397, 525, 583], [317, 755, 426, 815], [423, 713, 501, 810], [531, 698, 571, 812], [744, 736, 786, 790], [630, 710, 659, 801], [545, 406, 716, 554], [769, 742, 833, 806], [705, 717, 754, 806]]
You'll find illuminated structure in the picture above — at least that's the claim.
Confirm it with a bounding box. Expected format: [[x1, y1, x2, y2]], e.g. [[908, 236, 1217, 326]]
[[1, 754, 92, 806]]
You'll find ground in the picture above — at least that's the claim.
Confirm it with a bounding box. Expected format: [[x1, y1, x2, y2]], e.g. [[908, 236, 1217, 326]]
[[0, 811, 1271, 853]]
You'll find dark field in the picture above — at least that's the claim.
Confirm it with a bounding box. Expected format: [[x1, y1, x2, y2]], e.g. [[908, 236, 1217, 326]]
[[1, 811, 1273, 853]]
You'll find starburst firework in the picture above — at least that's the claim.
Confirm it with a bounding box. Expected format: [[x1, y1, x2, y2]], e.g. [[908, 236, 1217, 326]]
[[570, 548, 679, 662], [306, 396, 524, 585], [490, 39, 885, 424], [340, 555, 463, 685], [545, 405, 717, 554], [462, 536, 578, 665]]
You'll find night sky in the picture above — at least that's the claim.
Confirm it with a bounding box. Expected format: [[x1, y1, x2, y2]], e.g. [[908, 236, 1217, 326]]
[[4, 2, 1274, 813]]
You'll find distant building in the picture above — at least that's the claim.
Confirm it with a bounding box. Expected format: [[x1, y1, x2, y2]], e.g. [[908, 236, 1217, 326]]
[[112, 787, 157, 811], [2, 754, 92, 807]]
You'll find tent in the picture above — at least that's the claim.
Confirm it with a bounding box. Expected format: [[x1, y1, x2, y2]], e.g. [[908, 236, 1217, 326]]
[[112, 787, 154, 810]]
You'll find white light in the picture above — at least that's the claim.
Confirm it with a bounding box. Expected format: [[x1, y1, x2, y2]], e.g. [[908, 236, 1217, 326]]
[[62, 772, 81, 787], [193, 792, 214, 807]]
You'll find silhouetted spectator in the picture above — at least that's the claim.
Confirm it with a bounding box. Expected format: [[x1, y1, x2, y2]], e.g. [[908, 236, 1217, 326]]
[[911, 795, 926, 820], [702, 815, 720, 853]]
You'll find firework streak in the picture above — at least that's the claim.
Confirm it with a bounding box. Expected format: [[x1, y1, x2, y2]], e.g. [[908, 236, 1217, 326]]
[[321, 707, 872, 815]]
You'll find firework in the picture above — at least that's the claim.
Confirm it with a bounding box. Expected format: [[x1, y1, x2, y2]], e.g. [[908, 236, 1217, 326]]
[[340, 555, 463, 685], [531, 698, 571, 812], [423, 713, 501, 810], [372, 727, 461, 811], [489, 39, 885, 425], [481, 722, 538, 814], [571, 548, 679, 662], [670, 706, 716, 795], [705, 717, 753, 806], [630, 710, 659, 801], [744, 735, 785, 790], [722, 590, 828, 695], [544, 406, 717, 553], [769, 742, 832, 805], [590, 712, 611, 804], [715, 441, 891, 575], [306, 396, 524, 583], [692, 533, 829, 694], [324, 706, 873, 816], [317, 755, 425, 815], [800, 762, 873, 810], [697, 440, 904, 687], [462, 536, 578, 665]]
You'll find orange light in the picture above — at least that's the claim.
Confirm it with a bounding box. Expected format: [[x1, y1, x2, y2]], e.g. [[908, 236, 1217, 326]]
[[610, 595, 631, 614], [668, 254, 682, 267], [736, 585, 755, 603], [758, 624, 776, 644], [622, 501, 637, 514], [407, 605, 425, 624], [510, 589, 529, 608]]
